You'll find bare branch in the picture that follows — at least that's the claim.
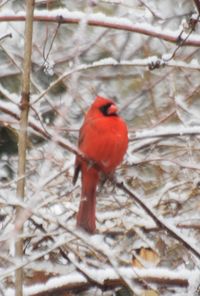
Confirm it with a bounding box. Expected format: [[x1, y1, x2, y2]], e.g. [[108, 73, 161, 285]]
[[15, 1, 35, 295]]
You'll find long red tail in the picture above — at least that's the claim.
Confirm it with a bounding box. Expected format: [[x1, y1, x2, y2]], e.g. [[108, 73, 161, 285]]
[[76, 168, 99, 233]]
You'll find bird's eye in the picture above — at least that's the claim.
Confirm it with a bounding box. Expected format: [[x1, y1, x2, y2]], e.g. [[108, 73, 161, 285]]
[[99, 103, 118, 116]]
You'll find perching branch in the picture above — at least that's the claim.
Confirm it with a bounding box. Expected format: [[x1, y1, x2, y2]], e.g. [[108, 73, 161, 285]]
[[15, 1, 35, 296], [1, 100, 200, 261]]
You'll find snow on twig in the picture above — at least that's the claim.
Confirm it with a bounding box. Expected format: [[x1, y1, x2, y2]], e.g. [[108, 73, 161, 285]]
[[31, 57, 200, 105]]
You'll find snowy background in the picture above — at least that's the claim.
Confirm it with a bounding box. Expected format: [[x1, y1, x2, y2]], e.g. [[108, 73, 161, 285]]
[[0, 0, 200, 295]]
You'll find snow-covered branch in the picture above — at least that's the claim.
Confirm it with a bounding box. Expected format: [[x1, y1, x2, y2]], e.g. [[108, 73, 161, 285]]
[[31, 57, 200, 105], [16, 267, 194, 296], [1, 9, 200, 46], [134, 126, 200, 140]]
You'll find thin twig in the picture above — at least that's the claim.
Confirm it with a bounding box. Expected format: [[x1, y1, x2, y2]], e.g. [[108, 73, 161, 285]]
[[42, 21, 61, 68], [0, 32, 12, 42]]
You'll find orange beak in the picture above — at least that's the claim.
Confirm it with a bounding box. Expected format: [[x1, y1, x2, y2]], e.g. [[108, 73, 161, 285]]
[[107, 104, 118, 115]]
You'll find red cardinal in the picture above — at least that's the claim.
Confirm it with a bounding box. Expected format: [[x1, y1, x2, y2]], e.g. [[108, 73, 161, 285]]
[[73, 96, 128, 233]]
